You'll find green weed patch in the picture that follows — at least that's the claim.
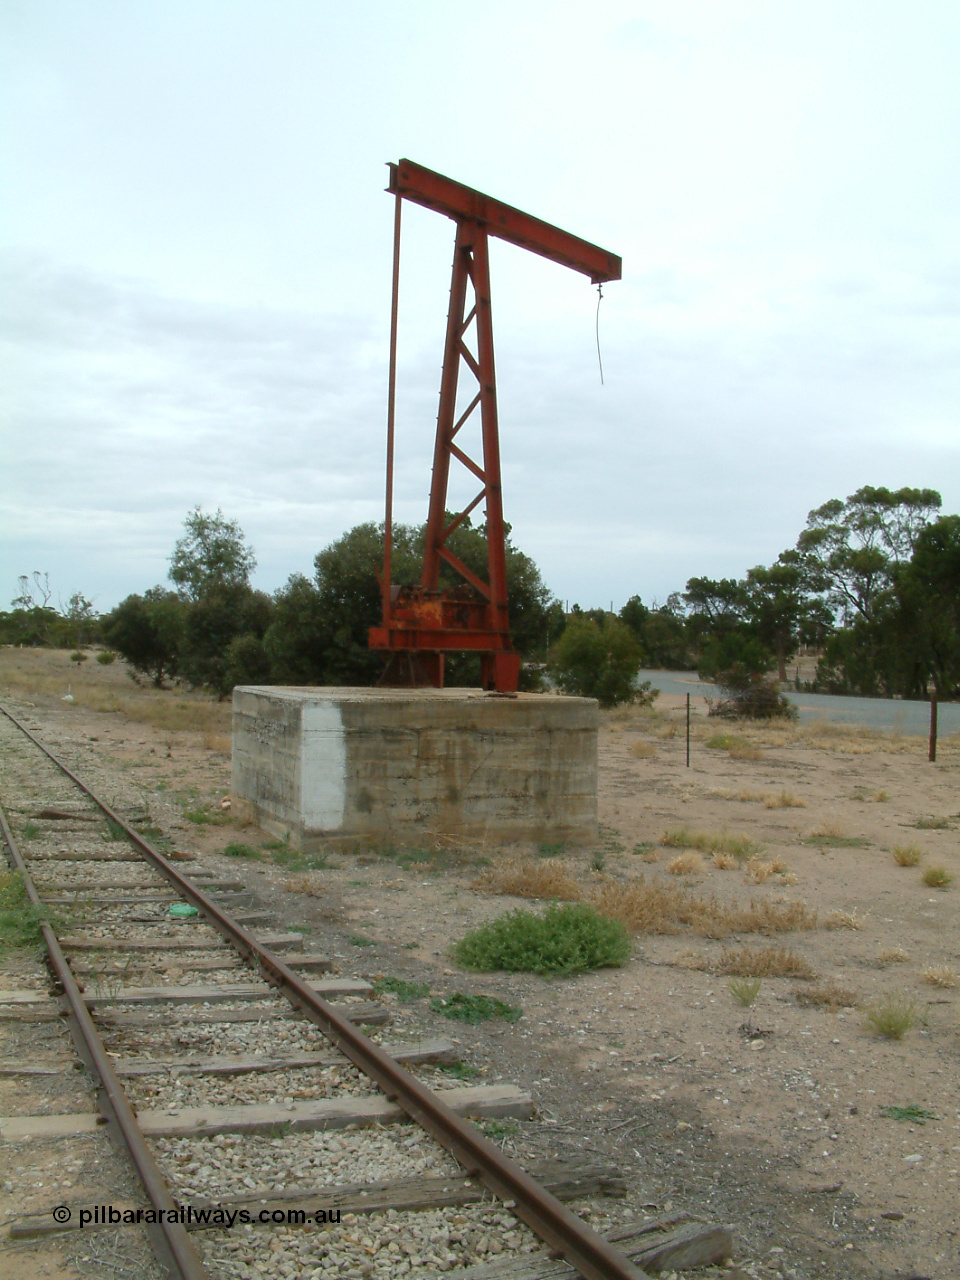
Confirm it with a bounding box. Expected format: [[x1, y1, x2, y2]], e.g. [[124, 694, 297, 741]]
[[372, 976, 430, 1002], [879, 1105, 938, 1124], [430, 993, 523, 1024], [453, 902, 631, 977], [223, 842, 261, 860], [0, 872, 52, 950]]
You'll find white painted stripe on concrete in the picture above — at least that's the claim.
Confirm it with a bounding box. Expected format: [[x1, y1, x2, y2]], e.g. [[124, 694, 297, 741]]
[[300, 702, 346, 831]]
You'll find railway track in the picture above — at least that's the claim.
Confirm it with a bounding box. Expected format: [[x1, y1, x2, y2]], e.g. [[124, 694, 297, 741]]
[[0, 701, 688, 1280]]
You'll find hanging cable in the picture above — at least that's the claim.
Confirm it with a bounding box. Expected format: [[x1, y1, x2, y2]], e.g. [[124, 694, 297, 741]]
[[595, 283, 605, 385]]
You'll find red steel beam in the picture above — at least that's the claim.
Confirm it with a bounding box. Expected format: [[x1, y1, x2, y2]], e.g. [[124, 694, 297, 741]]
[[389, 159, 621, 285]]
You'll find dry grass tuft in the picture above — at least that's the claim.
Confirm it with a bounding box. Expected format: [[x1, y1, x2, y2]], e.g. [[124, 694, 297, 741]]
[[744, 856, 791, 884], [285, 873, 323, 897], [921, 866, 954, 889], [589, 878, 688, 935], [472, 860, 583, 902], [864, 993, 923, 1040], [876, 947, 910, 967], [734, 898, 817, 934], [824, 908, 867, 930], [763, 790, 805, 809], [870, 790, 890, 803], [744, 859, 776, 884], [706, 786, 804, 809], [921, 966, 958, 988], [921, 962, 957, 983], [661, 827, 762, 860], [629, 742, 657, 759], [667, 852, 705, 876], [711, 945, 816, 980], [712, 853, 739, 870], [794, 981, 860, 1010], [729, 742, 763, 761], [588, 877, 815, 940], [809, 820, 848, 839], [742, 860, 783, 880], [892, 844, 923, 867]]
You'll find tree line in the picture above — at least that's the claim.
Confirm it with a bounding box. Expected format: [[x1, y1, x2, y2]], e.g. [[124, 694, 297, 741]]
[[3, 485, 958, 707]]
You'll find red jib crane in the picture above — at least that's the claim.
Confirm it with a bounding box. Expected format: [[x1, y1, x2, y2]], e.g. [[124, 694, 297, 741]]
[[368, 159, 621, 693]]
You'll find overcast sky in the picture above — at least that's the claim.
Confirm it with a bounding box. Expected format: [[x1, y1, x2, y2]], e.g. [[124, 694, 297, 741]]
[[2, 1, 958, 615]]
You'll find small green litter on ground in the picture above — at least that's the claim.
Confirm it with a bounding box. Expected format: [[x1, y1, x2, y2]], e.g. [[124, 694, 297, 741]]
[[430, 993, 522, 1024], [453, 902, 632, 977], [879, 1105, 938, 1124], [168, 903, 199, 918]]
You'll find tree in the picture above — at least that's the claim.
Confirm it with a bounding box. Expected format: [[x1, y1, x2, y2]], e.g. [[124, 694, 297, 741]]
[[743, 554, 832, 681], [619, 595, 694, 670], [102, 589, 184, 686], [7, 572, 58, 646], [273, 517, 555, 688], [169, 508, 256, 602], [896, 515, 960, 696], [797, 486, 941, 624], [180, 587, 273, 697], [682, 577, 750, 639], [549, 615, 645, 707], [263, 574, 329, 684], [63, 592, 96, 653]]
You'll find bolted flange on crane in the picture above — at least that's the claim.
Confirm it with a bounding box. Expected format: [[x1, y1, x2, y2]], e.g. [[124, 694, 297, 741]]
[[368, 159, 621, 694]]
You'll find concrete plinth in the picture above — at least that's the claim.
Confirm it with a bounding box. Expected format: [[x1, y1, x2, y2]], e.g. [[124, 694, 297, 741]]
[[231, 687, 597, 848]]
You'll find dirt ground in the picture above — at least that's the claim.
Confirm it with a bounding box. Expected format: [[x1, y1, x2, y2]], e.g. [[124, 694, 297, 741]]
[[1, 649, 959, 1280]]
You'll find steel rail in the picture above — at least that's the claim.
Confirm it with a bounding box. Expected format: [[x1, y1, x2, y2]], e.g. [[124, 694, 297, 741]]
[[0, 702, 652, 1280], [0, 797, 209, 1280]]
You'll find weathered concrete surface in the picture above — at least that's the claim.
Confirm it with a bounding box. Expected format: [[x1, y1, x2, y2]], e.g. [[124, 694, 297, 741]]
[[231, 687, 598, 848]]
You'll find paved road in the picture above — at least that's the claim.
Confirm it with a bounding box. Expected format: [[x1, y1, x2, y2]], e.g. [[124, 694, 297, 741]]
[[638, 670, 959, 737]]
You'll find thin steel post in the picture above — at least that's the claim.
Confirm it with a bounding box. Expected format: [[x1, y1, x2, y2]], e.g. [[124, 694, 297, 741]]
[[686, 693, 690, 767], [471, 226, 509, 629], [382, 193, 402, 626], [423, 222, 473, 590], [929, 692, 938, 763]]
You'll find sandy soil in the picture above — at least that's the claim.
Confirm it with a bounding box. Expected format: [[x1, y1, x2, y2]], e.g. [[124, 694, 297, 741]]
[[1, 650, 959, 1280]]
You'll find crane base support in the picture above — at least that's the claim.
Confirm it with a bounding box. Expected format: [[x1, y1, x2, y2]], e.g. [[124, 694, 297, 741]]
[[232, 686, 598, 849]]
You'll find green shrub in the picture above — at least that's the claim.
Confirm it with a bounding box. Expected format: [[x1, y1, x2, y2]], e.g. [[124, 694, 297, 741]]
[[548, 616, 645, 708], [96, 650, 117, 665], [453, 902, 632, 977], [430, 993, 522, 1024]]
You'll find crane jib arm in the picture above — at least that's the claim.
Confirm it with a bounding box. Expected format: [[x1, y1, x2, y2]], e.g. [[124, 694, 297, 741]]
[[389, 159, 621, 285]]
